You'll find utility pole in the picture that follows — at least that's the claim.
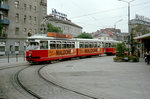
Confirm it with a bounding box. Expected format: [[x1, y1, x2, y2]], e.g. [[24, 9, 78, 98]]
[[118, 0, 135, 55]]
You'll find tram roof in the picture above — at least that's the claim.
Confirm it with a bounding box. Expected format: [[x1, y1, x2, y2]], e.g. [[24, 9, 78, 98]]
[[28, 34, 119, 43]]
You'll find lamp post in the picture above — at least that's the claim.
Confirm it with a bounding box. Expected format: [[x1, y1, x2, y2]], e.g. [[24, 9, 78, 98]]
[[118, 0, 135, 55], [114, 19, 123, 40]]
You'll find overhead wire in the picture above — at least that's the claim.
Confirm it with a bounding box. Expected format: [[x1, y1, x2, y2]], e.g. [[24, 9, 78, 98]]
[[70, 1, 150, 19]]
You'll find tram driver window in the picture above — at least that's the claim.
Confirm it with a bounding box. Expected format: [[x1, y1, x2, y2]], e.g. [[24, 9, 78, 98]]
[[40, 41, 48, 49]]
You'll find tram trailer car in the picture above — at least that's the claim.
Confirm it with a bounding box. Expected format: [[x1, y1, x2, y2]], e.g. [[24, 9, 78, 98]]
[[105, 41, 117, 55], [26, 34, 118, 63]]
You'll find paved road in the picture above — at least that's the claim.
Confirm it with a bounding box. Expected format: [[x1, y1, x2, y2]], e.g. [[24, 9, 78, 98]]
[[40, 56, 150, 99], [0, 66, 36, 99], [19, 65, 92, 99]]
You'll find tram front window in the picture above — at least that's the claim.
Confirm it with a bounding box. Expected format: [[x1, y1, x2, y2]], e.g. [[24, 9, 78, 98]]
[[27, 42, 39, 50]]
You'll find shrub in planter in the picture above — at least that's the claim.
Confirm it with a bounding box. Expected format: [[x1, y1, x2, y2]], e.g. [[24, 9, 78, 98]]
[[116, 42, 127, 57], [131, 56, 139, 62], [113, 57, 124, 62]]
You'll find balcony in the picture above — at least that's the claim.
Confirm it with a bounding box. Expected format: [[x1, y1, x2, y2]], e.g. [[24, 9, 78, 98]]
[[0, 4, 10, 10], [0, 19, 10, 25]]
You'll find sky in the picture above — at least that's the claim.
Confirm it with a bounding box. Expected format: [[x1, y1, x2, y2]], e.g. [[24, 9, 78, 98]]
[[47, 0, 150, 33]]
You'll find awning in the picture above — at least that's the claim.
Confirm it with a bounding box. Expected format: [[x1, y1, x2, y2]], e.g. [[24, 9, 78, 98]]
[[134, 33, 150, 40]]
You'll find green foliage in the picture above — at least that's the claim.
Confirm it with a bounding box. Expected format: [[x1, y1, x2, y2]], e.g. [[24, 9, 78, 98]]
[[76, 32, 93, 39], [133, 24, 150, 35], [131, 56, 139, 62], [116, 42, 127, 57], [47, 23, 63, 33]]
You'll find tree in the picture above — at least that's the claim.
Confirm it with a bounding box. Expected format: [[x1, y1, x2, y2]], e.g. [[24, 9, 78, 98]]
[[116, 42, 127, 57], [76, 32, 93, 39], [47, 23, 63, 33]]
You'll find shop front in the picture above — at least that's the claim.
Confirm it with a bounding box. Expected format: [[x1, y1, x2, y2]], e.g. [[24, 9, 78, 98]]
[[134, 33, 150, 57]]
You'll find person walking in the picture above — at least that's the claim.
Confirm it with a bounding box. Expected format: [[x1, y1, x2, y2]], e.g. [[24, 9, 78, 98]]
[[144, 51, 147, 63], [147, 51, 150, 64]]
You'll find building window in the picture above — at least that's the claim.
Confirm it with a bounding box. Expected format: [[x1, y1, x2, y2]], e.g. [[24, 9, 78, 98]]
[[24, 15, 26, 23], [15, 27, 19, 35], [24, 28, 27, 34], [15, 13, 19, 23], [42, 7, 46, 15], [35, 29, 37, 34], [34, 6, 36, 12], [24, 4, 26, 10], [30, 5, 32, 11], [15, 1, 19, 9], [34, 17, 36, 25], [29, 16, 32, 24]]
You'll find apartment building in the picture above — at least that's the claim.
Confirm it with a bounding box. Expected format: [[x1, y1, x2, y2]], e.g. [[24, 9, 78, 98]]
[[45, 14, 82, 37], [0, 0, 47, 55]]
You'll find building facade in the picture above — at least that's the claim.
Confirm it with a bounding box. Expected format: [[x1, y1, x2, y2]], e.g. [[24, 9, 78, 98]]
[[130, 14, 150, 37], [131, 14, 150, 57], [0, 0, 47, 55], [92, 28, 128, 42], [45, 12, 82, 37]]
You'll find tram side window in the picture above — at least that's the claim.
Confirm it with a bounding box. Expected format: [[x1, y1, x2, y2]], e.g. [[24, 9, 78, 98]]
[[85, 42, 89, 48], [101, 42, 104, 48], [98, 42, 101, 48], [40, 41, 48, 49], [62, 42, 66, 49], [66, 42, 71, 49], [89, 42, 93, 48], [109, 43, 111, 47], [94, 42, 97, 48], [56, 41, 61, 49], [79, 42, 84, 48], [71, 42, 75, 48], [50, 41, 56, 49], [105, 43, 109, 48]]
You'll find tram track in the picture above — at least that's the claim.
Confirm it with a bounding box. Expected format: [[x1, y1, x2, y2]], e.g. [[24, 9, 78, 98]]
[[15, 60, 96, 99], [15, 65, 44, 99], [38, 64, 98, 99], [1, 57, 104, 99]]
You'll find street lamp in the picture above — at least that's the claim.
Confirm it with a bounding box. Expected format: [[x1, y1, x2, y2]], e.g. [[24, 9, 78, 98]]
[[118, 0, 135, 55], [114, 19, 123, 40]]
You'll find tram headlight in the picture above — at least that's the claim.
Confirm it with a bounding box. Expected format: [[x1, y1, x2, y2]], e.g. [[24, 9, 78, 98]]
[[29, 54, 32, 57]]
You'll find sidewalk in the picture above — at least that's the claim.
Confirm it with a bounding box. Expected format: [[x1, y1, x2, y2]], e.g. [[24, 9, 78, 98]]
[[0, 56, 27, 69]]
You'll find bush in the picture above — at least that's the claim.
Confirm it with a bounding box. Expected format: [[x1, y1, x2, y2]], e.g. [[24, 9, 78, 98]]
[[116, 42, 127, 57], [131, 56, 139, 62]]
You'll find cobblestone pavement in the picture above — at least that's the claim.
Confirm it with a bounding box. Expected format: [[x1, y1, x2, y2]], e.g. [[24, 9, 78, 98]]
[[0, 66, 36, 99], [19, 65, 92, 99], [40, 56, 150, 99]]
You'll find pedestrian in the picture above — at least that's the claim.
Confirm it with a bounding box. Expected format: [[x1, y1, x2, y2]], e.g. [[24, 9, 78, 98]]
[[147, 51, 150, 64], [144, 51, 147, 63]]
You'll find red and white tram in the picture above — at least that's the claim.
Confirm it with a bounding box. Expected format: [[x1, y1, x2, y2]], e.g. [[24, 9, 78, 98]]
[[26, 33, 118, 63]]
